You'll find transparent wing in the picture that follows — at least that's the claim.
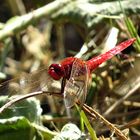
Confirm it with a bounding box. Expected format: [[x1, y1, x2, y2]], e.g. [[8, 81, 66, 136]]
[[64, 58, 89, 108], [0, 67, 61, 97]]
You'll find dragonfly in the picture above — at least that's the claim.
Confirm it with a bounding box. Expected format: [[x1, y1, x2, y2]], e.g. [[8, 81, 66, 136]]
[[0, 38, 136, 110], [48, 38, 136, 107]]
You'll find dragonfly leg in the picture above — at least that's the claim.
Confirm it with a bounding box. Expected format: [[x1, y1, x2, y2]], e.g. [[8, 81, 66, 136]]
[[61, 78, 66, 94]]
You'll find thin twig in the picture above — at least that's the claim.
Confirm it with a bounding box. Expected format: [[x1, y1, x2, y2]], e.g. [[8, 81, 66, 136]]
[[103, 77, 140, 116], [76, 102, 127, 140], [0, 91, 62, 114]]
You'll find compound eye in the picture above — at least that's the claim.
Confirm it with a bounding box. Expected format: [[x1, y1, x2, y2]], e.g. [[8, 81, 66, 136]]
[[48, 64, 64, 80]]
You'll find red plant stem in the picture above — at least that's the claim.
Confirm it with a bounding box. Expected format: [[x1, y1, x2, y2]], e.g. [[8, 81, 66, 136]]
[[87, 38, 136, 72]]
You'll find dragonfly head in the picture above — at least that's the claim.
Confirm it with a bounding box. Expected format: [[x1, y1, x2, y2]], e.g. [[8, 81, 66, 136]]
[[48, 64, 65, 80]]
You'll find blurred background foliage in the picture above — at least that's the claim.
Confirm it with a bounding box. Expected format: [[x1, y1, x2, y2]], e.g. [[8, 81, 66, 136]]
[[0, 0, 140, 139]]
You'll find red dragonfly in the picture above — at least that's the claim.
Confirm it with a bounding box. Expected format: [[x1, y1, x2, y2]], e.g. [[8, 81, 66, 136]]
[[48, 38, 136, 107], [0, 38, 135, 109]]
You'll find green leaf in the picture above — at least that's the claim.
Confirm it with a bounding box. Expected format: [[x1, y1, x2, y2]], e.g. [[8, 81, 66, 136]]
[[125, 17, 140, 52], [0, 116, 57, 140], [79, 109, 98, 140], [0, 96, 42, 123], [118, 0, 140, 52], [0, 117, 41, 140], [75, 104, 98, 140], [33, 124, 58, 140]]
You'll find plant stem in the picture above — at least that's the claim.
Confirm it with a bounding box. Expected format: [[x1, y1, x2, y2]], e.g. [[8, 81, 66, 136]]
[[0, 0, 71, 41]]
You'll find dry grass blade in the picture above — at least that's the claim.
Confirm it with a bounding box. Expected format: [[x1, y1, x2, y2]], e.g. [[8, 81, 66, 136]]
[[121, 118, 140, 129], [79, 103, 128, 140]]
